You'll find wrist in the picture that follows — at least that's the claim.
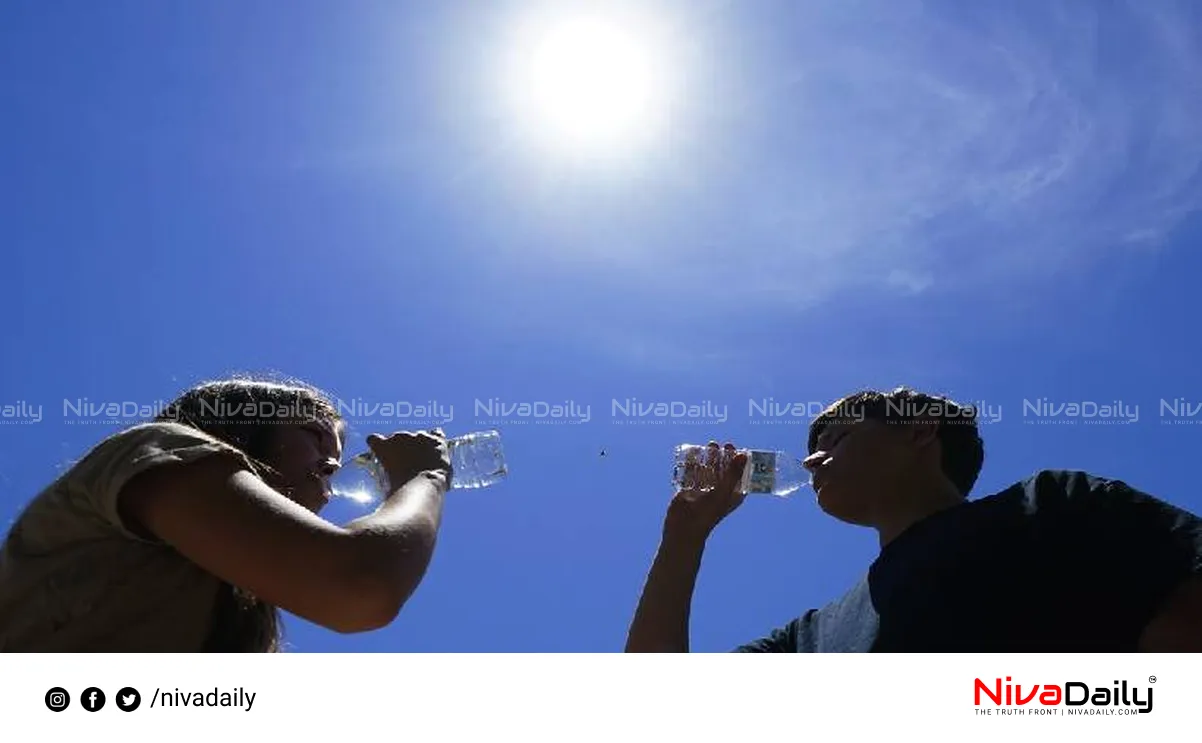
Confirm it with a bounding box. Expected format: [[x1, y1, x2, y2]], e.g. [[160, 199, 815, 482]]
[[414, 469, 450, 491], [383, 470, 449, 499]]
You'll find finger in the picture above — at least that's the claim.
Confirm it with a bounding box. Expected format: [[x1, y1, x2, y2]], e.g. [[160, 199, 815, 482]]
[[722, 451, 748, 492], [721, 442, 737, 480], [365, 433, 385, 454], [681, 446, 701, 490], [690, 446, 711, 490], [684, 458, 701, 490], [704, 443, 724, 489]]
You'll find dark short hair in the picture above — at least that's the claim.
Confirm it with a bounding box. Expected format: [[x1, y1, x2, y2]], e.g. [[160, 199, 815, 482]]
[[806, 387, 985, 497]]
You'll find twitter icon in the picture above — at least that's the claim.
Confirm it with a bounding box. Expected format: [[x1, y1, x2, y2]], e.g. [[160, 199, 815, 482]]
[[116, 687, 141, 712]]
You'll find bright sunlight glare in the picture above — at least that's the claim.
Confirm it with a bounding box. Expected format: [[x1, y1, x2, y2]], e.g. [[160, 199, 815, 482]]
[[502, 12, 672, 157]]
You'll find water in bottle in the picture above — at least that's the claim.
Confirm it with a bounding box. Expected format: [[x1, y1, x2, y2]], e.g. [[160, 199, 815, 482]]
[[671, 443, 810, 497], [446, 430, 509, 488], [331, 430, 507, 505]]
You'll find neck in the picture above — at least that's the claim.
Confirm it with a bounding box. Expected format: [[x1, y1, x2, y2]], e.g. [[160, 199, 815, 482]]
[[874, 476, 964, 549]]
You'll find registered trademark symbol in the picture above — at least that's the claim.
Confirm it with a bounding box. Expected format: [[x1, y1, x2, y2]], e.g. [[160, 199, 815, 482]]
[[1149, 676, 1157, 684]]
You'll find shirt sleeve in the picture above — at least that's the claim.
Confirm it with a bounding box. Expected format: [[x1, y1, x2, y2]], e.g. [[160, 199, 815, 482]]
[[1046, 470, 1202, 639], [731, 614, 808, 652], [64, 421, 258, 541]]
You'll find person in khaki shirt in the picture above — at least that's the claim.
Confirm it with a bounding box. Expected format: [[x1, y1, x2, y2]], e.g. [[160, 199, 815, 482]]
[[0, 378, 453, 651]]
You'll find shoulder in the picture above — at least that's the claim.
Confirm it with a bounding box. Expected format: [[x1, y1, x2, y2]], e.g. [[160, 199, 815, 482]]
[[38, 421, 256, 542], [74, 421, 248, 466], [977, 469, 1156, 511], [1020, 469, 1127, 494], [66, 421, 259, 491], [976, 469, 1200, 542]]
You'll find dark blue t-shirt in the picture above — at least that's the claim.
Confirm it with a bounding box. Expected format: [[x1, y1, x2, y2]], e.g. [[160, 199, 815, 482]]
[[734, 470, 1202, 652]]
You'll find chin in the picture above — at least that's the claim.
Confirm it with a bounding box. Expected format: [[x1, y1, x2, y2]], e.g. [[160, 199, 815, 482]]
[[815, 486, 841, 517], [816, 486, 870, 525]]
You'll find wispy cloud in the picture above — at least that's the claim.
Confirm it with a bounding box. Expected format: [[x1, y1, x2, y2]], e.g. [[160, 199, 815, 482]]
[[887, 269, 934, 295], [693, 0, 1202, 302]]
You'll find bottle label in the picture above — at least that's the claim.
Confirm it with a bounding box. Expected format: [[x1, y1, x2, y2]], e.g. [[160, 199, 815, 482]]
[[746, 450, 777, 494]]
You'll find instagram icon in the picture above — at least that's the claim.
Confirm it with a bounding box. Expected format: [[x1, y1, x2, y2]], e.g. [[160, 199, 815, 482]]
[[45, 687, 70, 712]]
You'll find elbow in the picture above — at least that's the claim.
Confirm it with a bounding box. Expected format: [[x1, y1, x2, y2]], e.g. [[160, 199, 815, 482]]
[[325, 593, 405, 635], [319, 573, 415, 635], [324, 524, 440, 634]]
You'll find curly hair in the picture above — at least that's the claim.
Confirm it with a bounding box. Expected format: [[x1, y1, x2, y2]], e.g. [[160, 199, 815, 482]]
[[153, 374, 342, 652]]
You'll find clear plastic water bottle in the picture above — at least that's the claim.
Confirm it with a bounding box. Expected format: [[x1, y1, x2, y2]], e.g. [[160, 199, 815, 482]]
[[671, 443, 810, 497], [331, 430, 507, 504]]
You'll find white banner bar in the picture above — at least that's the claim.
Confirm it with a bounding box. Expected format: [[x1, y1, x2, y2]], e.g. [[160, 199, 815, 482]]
[[0, 653, 1190, 741]]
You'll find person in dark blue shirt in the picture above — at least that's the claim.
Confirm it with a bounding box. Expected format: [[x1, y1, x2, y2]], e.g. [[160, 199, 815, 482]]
[[625, 387, 1202, 652]]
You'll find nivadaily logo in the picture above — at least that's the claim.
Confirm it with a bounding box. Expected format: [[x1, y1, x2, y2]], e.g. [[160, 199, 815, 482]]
[[974, 676, 1154, 716]]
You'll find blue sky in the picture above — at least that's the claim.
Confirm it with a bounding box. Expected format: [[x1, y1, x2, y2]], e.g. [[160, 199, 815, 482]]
[[3, 0, 1202, 652]]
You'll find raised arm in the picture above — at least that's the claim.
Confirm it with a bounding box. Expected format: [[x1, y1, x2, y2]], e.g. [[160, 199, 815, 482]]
[[626, 443, 747, 652], [118, 431, 451, 634]]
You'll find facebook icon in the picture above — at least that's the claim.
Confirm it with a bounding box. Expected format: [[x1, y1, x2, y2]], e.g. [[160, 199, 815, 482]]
[[81, 687, 106, 712]]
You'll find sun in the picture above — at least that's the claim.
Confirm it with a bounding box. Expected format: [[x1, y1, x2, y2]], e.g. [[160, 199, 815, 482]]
[[502, 12, 671, 156]]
